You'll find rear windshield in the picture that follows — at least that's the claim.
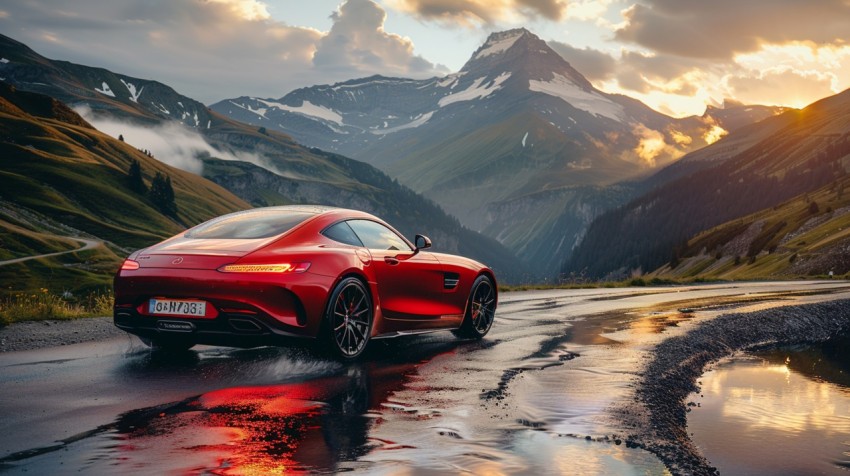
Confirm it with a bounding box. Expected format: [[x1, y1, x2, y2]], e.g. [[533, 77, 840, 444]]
[[186, 209, 315, 239]]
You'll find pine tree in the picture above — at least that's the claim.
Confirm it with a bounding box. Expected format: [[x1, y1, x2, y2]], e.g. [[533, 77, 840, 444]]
[[128, 159, 147, 194], [118, 134, 124, 142], [150, 172, 177, 217]]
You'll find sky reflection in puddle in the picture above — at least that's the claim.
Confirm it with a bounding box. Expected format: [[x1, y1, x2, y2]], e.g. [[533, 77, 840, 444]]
[[688, 340, 850, 475]]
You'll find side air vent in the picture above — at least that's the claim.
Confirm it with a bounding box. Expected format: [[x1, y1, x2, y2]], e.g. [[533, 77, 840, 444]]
[[444, 273, 460, 290]]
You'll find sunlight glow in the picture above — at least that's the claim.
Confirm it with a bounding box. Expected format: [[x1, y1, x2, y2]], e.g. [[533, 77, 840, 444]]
[[703, 124, 728, 145], [207, 0, 271, 21]]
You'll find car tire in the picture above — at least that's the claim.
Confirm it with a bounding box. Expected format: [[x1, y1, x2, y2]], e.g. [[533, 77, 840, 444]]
[[322, 277, 373, 360], [453, 275, 496, 339], [139, 335, 195, 352]]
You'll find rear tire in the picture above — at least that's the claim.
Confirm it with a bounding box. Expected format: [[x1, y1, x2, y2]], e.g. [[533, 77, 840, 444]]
[[321, 277, 373, 360], [453, 275, 496, 339], [139, 336, 195, 352]]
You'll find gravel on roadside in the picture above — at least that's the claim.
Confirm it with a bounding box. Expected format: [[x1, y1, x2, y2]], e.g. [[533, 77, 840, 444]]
[[619, 299, 850, 476], [0, 317, 127, 353]]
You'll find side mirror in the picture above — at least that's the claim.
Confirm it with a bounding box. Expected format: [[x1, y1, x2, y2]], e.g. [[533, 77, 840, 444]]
[[414, 234, 432, 252]]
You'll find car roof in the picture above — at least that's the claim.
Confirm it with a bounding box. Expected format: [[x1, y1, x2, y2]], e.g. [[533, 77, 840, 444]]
[[241, 206, 388, 230]]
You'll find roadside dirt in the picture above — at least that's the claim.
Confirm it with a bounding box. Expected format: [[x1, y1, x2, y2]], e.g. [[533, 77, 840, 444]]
[[0, 316, 126, 352]]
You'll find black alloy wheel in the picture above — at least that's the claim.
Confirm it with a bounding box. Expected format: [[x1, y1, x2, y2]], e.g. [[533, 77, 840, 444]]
[[454, 275, 496, 339], [325, 277, 373, 359]]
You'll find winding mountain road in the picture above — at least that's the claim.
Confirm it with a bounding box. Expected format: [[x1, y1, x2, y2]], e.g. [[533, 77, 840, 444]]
[[0, 238, 101, 267]]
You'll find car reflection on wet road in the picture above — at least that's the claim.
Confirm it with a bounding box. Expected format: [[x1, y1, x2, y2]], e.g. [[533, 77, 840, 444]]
[[1, 281, 850, 475]]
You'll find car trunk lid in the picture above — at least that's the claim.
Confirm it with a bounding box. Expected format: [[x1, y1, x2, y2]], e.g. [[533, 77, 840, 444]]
[[137, 236, 277, 269]]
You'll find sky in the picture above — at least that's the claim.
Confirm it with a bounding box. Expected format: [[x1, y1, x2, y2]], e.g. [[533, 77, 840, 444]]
[[1, 0, 849, 117]]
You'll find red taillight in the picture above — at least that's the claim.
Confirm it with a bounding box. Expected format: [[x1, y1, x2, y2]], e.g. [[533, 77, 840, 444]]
[[120, 259, 140, 271], [218, 262, 311, 273]]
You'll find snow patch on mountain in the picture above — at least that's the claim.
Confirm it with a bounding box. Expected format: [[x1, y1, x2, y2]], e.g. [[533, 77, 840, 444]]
[[257, 99, 344, 125], [94, 82, 115, 97], [119, 79, 143, 103], [371, 111, 434, 135], [439, 72, 511, 107], [0, 58, 8, 64], [437, 72, 466, 89], [529, 74, 625, 122], [522, 132, 529, 147], [474, 31, 523, 60], [227, 100, 268, 119], [153, 103, 170, 115]]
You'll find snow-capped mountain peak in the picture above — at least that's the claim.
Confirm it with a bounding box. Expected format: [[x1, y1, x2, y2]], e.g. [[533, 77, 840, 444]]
[[461, 28, 592, 89], [471, 28, 530, 61]]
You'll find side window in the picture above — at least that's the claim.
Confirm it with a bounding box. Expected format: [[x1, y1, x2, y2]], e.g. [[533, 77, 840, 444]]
[[322, 221, 363, 247], [347, 220, 412, 251]]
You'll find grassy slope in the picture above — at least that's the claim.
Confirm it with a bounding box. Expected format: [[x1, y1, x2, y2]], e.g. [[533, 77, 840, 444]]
[[566, 88, 850, 280], [652, 174, 850, 280], [0, 86, 250, 294]]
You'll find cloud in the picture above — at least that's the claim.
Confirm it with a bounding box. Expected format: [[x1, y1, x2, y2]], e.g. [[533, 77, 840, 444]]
[[385, 0, 568, 27], [206, 0, 271, 21], [547, 41, 616, 82], [597, 38, 850, 117], [632, 123, 682, 167], [702, 123, 727, 145], [563, 0, 613, 22], [314, 0, 440, 77], [75, 105, 275, 175], [725, 68, 836, 108], [615, 1, 850, 60], [0, 0, 444, 103]]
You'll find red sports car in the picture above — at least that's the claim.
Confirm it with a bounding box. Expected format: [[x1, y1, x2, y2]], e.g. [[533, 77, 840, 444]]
[[113, 206, 497, 359]]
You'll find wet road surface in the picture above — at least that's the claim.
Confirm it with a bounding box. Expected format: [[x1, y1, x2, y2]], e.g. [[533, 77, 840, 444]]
[[2, 281, 850, 474]]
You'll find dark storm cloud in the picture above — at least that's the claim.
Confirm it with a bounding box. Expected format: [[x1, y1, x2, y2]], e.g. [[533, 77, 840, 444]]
[[615, 0, 850, 59]]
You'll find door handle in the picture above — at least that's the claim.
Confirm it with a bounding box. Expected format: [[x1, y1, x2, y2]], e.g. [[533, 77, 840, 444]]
[[384, 257, 399, 265]]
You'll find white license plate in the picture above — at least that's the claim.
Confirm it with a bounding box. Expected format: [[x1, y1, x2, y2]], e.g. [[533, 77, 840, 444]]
[[149, 299, 207, 317]]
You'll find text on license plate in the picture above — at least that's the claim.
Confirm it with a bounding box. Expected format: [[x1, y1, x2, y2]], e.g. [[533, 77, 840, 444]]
[[149, 299, 207, 317]]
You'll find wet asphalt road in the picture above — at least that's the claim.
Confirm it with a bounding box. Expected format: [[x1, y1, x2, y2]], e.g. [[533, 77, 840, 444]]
[[2, 281, 850, 475]]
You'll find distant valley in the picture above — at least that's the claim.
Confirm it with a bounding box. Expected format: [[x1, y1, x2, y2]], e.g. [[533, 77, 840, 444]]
[[211, 29, 784, 274], [565, 88, 850, 280]]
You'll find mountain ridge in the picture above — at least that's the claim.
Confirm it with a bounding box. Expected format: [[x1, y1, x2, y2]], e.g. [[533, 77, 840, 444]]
[[564, 87, 850, 279], [211, 28, 785, 275]]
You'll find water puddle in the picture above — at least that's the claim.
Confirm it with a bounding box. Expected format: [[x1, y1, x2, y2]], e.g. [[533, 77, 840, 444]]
[[688, 336, 850, 475], [4, 283, 850, 474]]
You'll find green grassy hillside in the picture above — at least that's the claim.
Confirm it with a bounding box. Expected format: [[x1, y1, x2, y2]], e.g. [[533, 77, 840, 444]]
[[652, 174, 850, 280], [0, 84, 250, 295]]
